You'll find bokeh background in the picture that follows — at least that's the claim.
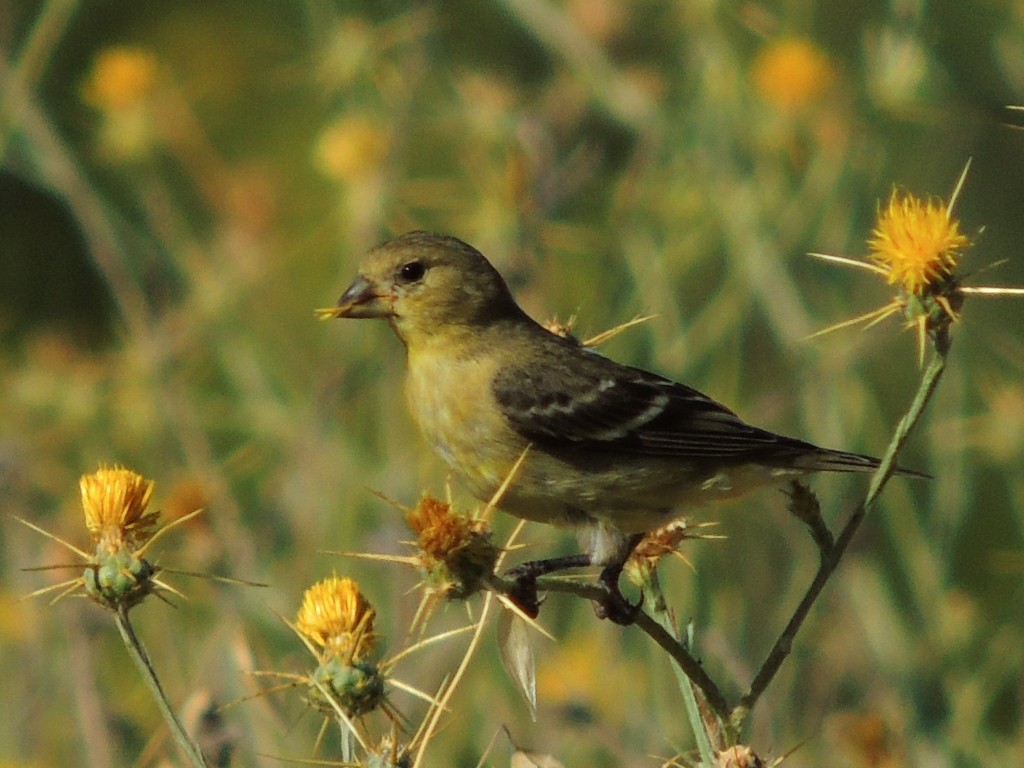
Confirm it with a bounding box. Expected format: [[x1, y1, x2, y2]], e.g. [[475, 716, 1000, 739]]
[[2, 1, 1023, 766]]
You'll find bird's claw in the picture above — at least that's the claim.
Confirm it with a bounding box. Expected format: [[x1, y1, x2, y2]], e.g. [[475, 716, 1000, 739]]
[[506, 572, 542, 618], [593, 583, 644, 625], [503, 553, 642, 623]]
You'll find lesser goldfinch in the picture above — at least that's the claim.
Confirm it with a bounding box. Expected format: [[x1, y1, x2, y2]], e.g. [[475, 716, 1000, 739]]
[[325, 231, 917, 619]]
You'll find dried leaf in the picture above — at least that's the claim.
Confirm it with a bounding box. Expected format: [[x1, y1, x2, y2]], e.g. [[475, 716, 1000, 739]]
[[497, 609, 537, 719]]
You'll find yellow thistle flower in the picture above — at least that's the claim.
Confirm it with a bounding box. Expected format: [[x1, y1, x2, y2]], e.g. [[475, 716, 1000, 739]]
[[868, 190, 970, 296], [294, 576, 388, 719], [78, 467, 165, 609], [19, 466, 204, 611], [407, 495, 474, 560], [806, 162, 1006, 361], [81, 466, 159, 555], [272, 573, 443, 731], [296, 575, 376, 663]]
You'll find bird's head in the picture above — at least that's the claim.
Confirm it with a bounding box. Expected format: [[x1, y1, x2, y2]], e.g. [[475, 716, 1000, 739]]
[[323, 231, 521, 344]]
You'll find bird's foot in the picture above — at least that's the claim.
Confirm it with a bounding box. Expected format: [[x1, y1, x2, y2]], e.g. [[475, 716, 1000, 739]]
[[504, 554, 593, 619], [504, 555, 643, 624], [505, 572, 542, 618], [593, 563, 643, 625]]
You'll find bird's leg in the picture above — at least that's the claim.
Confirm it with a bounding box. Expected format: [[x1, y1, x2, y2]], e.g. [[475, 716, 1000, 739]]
[[593, 533, 645, 625], [505, 554, 592, 617], [509, 553, 595, 579], [504, 533, 645, 624]]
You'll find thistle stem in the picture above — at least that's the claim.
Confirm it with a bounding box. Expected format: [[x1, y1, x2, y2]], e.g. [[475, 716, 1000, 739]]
[[731, 337, 948, 729], [114, 607, 210, 768]]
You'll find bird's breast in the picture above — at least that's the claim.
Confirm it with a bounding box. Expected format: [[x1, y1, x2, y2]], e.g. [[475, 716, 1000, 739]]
[[405, 345, 525, 501]]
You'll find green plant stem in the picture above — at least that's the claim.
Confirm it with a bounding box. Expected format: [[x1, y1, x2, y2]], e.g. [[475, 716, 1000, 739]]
[[114, 607, 210, 768], [731, 340, 949, 729], [640, 567, 720, 764]]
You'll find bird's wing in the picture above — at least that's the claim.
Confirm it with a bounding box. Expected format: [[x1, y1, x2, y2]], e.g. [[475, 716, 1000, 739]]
[[491, 342, 813, 461]]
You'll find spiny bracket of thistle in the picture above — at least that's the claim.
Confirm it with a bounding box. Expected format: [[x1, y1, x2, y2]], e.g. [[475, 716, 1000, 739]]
[[405, 494, 502, 602], [285, 576, 472, 765], [328, 491, 503, 634], [523, 519, 717, 614], [624, 518, 721, 612], [627, 519, 720, 577], [17, 467, 224, 768], [82, 467, 161, 609], [714, 743, 781, 768], [18, 466, 205, 611]]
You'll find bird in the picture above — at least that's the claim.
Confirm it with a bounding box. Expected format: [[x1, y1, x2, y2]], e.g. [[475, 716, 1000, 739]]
[[324, 230, 919, 621]]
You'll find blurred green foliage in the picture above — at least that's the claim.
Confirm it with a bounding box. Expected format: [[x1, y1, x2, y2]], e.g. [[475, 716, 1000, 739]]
[[2, 1, 1023, 766]]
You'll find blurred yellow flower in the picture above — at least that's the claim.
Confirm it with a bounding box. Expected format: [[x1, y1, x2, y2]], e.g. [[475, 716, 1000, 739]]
[[869, 190, 970, 297], [82, 47, 159, 112], [296, 575, 376, 662], [752, 38, 834, 109], [81, 466, 158, 554], [567, 0, 627, 43], [0, 589, 36, 643], [314, 116, 390, 181], [536, 630, 646, 723]]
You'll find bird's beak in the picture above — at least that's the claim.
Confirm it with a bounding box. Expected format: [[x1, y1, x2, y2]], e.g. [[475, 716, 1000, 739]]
[[317, 275, 394, 319]]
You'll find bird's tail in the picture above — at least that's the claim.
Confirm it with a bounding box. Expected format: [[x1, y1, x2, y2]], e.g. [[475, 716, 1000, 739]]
[[795, 448, 930, 479]]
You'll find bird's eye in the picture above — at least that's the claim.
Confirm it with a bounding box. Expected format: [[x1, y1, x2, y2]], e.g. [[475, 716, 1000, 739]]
[[397, 260, 426, 284]]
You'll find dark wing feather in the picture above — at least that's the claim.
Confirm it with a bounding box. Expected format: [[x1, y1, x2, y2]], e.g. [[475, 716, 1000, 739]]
[[492, 342, 819, 462], [490, 329, 919, 475]]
